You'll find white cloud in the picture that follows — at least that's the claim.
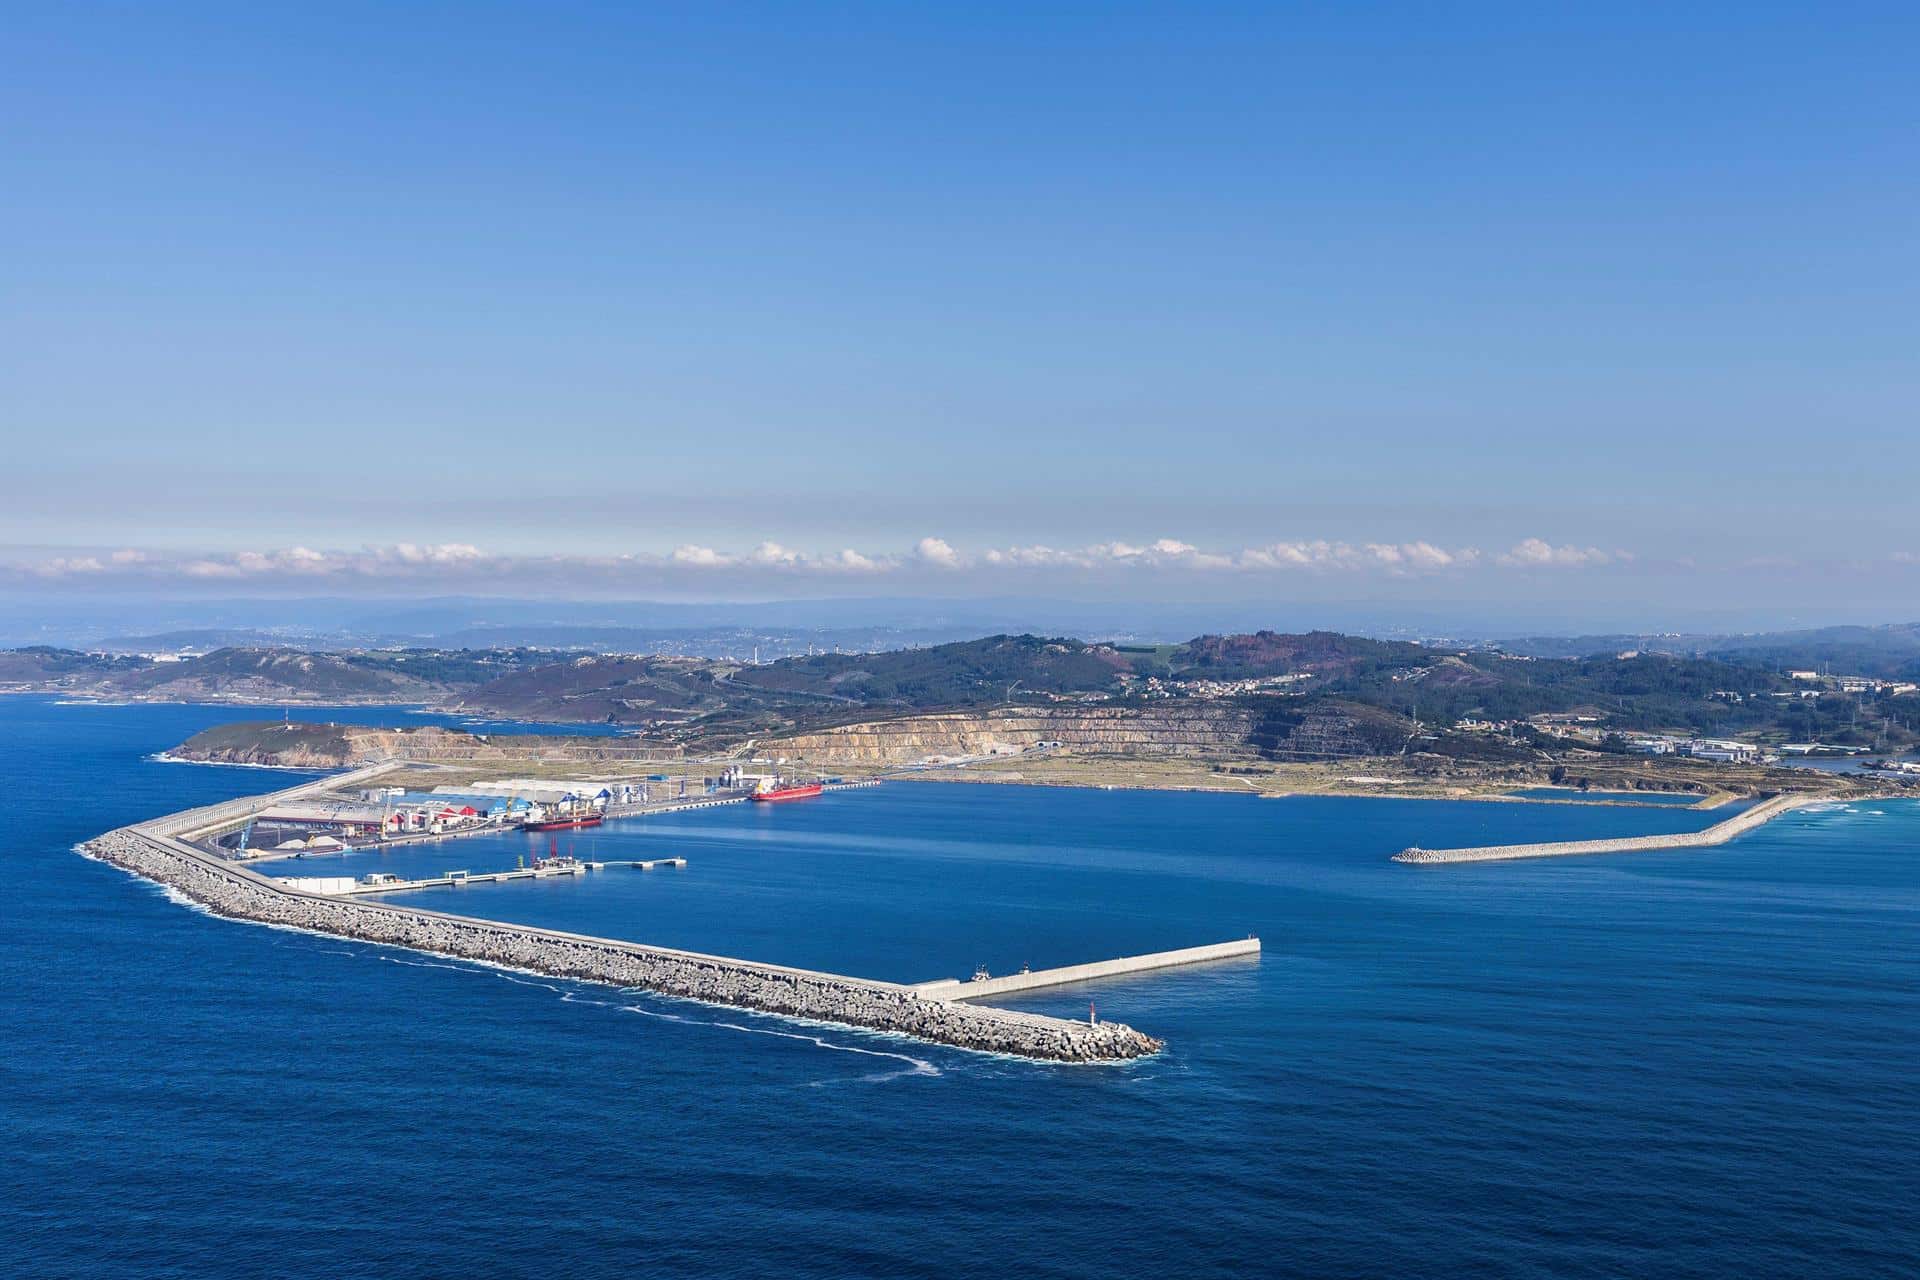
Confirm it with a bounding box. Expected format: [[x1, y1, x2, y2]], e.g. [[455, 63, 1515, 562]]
[[1402, 541, 1469, 570], [830, 548, 884, 572], [10, 533, 1627, 589], [1497, 538, 1614, 568], [985, 544, 1094, 568], [1237, 542, 1317, 570], [1226, 541, 1482, 574], [748, 540, 801, 566], [182, 559, 244, 578], [389, 542, 483, 566], [32, 556, 106, 577], [671, 544, 731, 567], [915, 536, 961, 568], [678, 541, 892, 574]]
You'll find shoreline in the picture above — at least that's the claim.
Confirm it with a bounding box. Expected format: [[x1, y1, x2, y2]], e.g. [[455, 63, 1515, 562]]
[[143, 723, 1889, 819], [148, 751, 333, 772], [885, 768, 1744, 810]]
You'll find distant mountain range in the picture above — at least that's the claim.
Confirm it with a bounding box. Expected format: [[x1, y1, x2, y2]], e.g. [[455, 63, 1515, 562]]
[[10, 625, 1918, 758], [1506, 623, 1920, 677], [0, 595, 1285, 651]]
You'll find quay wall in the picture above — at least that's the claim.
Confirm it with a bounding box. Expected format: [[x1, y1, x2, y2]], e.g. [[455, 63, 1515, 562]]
[[1392, 793, 1825, 865], [83, 821, 1161, 1063]]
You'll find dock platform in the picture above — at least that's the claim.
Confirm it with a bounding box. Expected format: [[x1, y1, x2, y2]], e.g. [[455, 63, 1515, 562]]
[[347, 863, 592, 894]]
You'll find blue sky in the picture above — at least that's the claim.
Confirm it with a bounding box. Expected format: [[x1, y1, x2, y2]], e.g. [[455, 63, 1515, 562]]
[[4, 3, 1916, 622]]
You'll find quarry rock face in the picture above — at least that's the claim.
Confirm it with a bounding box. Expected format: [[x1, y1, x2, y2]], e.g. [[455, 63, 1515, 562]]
[[769, 705, 1259, 764]]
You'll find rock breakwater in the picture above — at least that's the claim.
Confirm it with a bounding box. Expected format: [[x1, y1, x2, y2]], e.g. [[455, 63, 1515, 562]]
[[84, 827, 1162, 1063]]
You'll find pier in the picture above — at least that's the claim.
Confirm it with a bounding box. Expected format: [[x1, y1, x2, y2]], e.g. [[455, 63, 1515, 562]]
[[601, 794, 745, 819], [339, 863, 577, 894], [912, 937, 1261, 1001], [280, 857, 690, 896], [1392, 792, 1831, 864]]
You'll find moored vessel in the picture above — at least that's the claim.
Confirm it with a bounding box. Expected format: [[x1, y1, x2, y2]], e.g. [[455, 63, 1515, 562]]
[[750, 779, 824, 802], [525, 814, 604, 831]]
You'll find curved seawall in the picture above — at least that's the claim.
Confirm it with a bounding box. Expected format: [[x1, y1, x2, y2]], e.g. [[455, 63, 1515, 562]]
[[83, 777, 1162, 1062], [1393, 793, 1825, 865]]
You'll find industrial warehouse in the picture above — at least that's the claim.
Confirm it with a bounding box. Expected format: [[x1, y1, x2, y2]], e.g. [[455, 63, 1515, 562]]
[[241, 773, 724, 853], [231, 765, 863, 856]]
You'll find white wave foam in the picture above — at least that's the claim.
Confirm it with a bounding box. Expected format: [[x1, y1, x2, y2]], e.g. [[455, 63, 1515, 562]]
[[615, 1002, 940, 1083], [147, 752, 327, 772], [157, 883, 217, 915], [74, 842, 218, 914], [346, 946, 942, 1080], [263, 923, 1143, 1068]]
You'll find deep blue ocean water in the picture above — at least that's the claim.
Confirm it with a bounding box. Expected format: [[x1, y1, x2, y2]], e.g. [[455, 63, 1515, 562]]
[[6, 697, 1918, 1279]]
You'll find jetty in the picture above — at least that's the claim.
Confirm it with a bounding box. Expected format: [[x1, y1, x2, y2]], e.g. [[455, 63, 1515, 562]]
[[602, 794, 744, 819], [1393, 792, 1829, 865], [281, 858, 676, 897], [912, 938, 1260, 1001], [79, 764, 1209, 1062]]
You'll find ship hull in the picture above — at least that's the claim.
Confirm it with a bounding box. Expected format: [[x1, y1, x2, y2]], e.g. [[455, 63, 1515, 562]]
[[524, 816, 604, 831], [750, 785, 823, 802]]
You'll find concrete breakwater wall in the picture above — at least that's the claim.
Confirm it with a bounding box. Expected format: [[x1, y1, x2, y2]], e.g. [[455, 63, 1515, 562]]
[[1393, 793, 1823, 865], [914, 938, 1262, 1001], [83, 826, 1162, 1063]]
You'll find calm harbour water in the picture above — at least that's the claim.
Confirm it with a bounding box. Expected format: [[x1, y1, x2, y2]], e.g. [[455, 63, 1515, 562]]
[[6, 697, 1918, 1278]]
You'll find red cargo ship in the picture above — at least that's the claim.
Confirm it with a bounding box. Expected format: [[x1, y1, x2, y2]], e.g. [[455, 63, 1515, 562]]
[[750, 781, 823, 803], [525, 814, 604, 831]]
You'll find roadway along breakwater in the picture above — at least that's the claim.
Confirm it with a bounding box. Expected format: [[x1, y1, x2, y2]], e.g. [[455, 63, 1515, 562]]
[[913, 938, 1262, 1001], [82, 782, 1164, 1062], [1392, 792, 1828, 865]]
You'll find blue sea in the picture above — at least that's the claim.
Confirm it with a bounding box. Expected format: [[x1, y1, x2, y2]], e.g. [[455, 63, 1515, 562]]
[[7, 696, 1918, 1279]]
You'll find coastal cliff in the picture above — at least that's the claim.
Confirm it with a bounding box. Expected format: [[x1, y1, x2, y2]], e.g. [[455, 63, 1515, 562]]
[[168, 722, 677, 768]]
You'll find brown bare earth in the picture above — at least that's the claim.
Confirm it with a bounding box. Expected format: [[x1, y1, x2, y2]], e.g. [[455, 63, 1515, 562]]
[[167, 716, 1906, 809], [888, 751, 1884, 804]]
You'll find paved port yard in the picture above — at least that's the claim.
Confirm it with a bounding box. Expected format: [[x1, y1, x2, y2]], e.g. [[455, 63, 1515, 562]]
[[82, 765, 1257, 1061]]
